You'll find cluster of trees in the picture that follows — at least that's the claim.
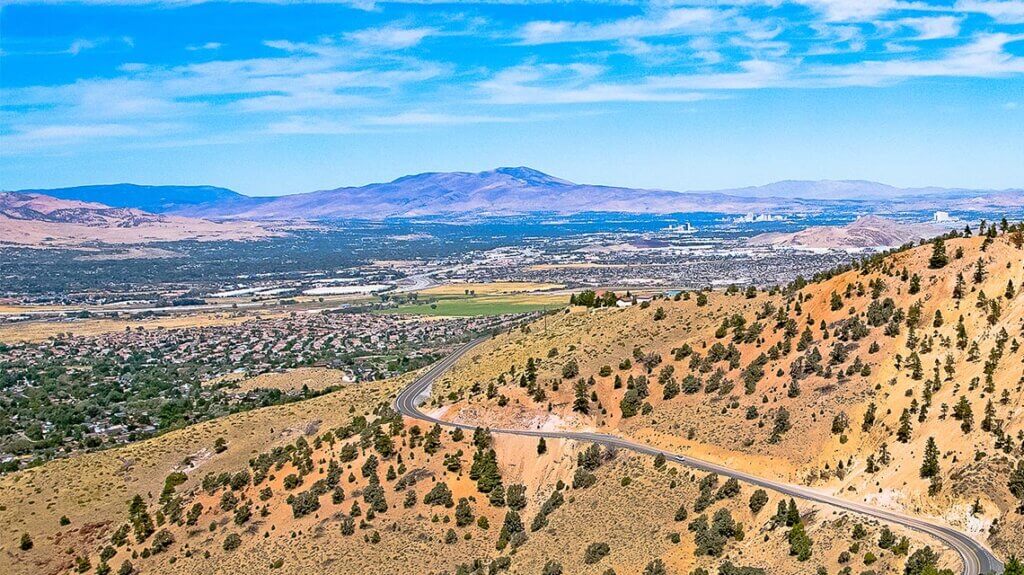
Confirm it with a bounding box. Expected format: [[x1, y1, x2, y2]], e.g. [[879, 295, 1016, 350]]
[[569, 290, 621, 307]]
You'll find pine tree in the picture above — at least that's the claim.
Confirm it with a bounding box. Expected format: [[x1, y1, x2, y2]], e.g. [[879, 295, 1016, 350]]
[[423, 424, 443, 454], [537, 437, 547, 455], [920, 437, 940, 478], [981, 400, 996, 432], [928, 239, 949, 269], [749, 489, 768, 514], [573, 379, 589, 414], [878, 526, 896, 549], [643, 559, 667, 575], [954, 395, 974, 433], [909, 274, 921, 294], [973, 258, 986, 283], [619, 388, 641, 418], [787, 521, 813, 561], [662, 377, 679, 400], [470, 448, 502, 494], [830, 292, 843, 311], [674, 502, 689, 521], [1008, 460, 1024, 511], [897, 409, 913, 443], [785, 498, 800, 527]]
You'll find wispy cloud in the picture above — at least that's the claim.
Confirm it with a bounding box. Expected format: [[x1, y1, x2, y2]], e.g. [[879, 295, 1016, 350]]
[[67, 39, 100, 55], [518, 8, 725, 45], [954, 0, 1024, 24], [363, 111, 519, 125], [345, 26, 437, 49], [807, 32, 1024, 86], [792, 0, 900, 22], [478, 63, 713, 104], [2, 34, 450, 151], [4, 0, 1024, 159], [805, 23, 865, 55], [186, 42, 223, 51], [890, 16, 963, 40]]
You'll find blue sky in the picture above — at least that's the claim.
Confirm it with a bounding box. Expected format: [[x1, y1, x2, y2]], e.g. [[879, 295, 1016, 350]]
[[1, 0, 1022, 196]]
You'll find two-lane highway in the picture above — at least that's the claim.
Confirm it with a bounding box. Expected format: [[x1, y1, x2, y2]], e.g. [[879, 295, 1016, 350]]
[[395, 337, 1004, 575]]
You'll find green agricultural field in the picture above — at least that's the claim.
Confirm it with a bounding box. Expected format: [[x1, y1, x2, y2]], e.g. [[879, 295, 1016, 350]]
[[380, 293, 566, 317]]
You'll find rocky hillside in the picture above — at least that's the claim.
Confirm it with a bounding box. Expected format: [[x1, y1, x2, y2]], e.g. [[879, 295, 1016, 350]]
[[4, 377, 956, 575], [1, 331, 963, 575], [748, 216, 949, 250], [432, 222, 1024, 562]]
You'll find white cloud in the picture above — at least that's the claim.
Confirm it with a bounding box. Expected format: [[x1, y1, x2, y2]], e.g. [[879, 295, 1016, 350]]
[[729, 36, 791, 59], [5, 0, 1024, 158], [806, 23, 866, 55], [186, 42, 223, 51], [1, 36, 449, 154], [363, 111, 518, 125], [345, 26, 437, 49], [808, 32, 1024, 85], [617, 38, 689, 65], [518, 8, 723, 45], [884, 41, 920, 53], [67, 39, 99, 55], [268, 109, 524, 134], [649, 59, 794, 90], [793, 0, 899, 21], [3, 121, 184, 153], [15, 123, 141, 140], [478, 62, 710, 104], [893, 16, 962, 40], [954, 0, 1024, 24]]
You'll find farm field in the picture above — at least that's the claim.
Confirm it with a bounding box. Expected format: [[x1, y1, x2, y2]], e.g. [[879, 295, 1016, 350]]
[[382, 292, 567, 316], [417, 281, 564, 296]]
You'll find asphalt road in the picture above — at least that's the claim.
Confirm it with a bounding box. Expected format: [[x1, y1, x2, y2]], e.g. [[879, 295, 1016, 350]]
[[395, 337, 1004, 575]]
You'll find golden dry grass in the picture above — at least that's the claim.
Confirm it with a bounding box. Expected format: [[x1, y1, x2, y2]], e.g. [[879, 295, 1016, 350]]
[[218, 367, 355, 393], [430, 234, 1024, 561], [43, 413, 953, 575]]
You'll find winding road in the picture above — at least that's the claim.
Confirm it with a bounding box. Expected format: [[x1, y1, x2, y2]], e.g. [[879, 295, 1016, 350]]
[[395, 337, 1004, 575]]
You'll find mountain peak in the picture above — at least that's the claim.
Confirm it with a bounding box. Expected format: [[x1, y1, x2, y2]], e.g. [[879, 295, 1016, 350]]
[[490, 167, 574, 186]]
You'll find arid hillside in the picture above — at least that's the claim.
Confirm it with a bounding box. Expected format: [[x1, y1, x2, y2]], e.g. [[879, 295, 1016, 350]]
[[5, 225, 1022, 575], [6, 379, 957, 575], [432, 224, 1024, 561], [748, 215, 949, 249]]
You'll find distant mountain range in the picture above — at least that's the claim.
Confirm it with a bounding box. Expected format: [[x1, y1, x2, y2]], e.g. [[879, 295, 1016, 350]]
[[13, 183, 265, 215], [0, 192, 281, 247], [11, 167, 1024, 220]]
